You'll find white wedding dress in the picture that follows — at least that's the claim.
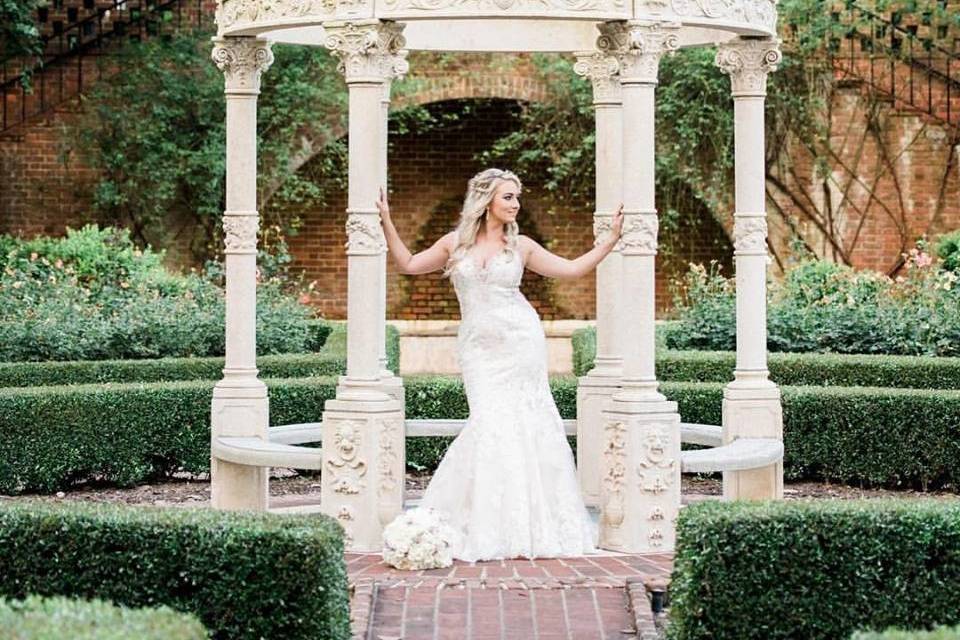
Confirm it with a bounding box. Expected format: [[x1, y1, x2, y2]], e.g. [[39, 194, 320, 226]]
[[416, 246, 598, 561]]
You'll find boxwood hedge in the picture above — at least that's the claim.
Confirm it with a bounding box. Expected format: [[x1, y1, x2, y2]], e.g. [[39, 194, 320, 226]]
[[0, 596, 208, 640], [572, 327, 960, 389], [2, 376, 958, 494], [0, 351, 345, 388], [669, 500, 960, 640], [0, 322, 401, 389], [0, 502, 349, 639]]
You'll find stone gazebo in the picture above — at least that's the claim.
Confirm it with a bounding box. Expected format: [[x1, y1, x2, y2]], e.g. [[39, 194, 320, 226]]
[[208, 0, 785, 553]]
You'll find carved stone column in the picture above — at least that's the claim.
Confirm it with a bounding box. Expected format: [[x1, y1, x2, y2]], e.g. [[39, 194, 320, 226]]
[[573, 50, 623, 508], [377, 52, 408, 408], [209, 37, 273, 511], [715, 37, 784, 500], [598, 21, 682, 553], [321, 20, 406, 551]]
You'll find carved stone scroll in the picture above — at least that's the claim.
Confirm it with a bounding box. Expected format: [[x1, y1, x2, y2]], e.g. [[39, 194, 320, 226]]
[[211, 37, 274, 94], [715, 38, 782, 97]]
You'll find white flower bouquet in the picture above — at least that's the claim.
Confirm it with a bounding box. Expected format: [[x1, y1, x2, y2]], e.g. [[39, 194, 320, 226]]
[[382, 507, 460, 571]]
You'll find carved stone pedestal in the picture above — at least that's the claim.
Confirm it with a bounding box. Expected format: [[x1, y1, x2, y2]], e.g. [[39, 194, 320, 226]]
[[722, 383, 783, 499], [211, 381, 270, 510], [577, 377, 620, 507], [600, 399, 680, 553], [321, 385, 404, 552]]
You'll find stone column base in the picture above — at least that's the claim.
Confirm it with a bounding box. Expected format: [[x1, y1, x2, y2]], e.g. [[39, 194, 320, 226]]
[[210, 380, 269, 511], [321, 392, 404, 552], [576, 372, 621, 507], [379, 372, 407, 413], [722, 383, 783, 500], [599, 397, 681, 553]]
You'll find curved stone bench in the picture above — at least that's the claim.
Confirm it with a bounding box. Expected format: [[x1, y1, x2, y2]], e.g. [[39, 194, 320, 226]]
[[255, 420, 777, 474], [265, 419, 723, 445], [268, 423, 323, 445], [680, 438, 783, 474], [212, 436, 323, 470], [405, 419, 723, 445]]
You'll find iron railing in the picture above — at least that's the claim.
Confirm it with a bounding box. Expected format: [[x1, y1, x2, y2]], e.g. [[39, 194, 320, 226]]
[[1, 0, 208, 133], [828, 1, 960, 130]]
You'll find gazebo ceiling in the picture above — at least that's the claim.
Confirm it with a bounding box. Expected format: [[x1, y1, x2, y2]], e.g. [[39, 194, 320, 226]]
[[217, 0, 777, 52]]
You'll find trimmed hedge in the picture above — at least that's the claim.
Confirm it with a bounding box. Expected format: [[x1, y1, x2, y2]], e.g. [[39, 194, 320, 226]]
[[3, 376, 959, 494], [853, 627, 960, 640], [0, 502, 350, 639], [572, 326, 960, 389], [669, 500, 960, 640], [0, 322, 401, 388], [0, 596, 208, 640], [0, 351, 345, 388], [0, 377, 338, 494]]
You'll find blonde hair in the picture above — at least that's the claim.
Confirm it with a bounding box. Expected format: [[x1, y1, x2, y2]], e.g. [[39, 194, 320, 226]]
[[444, 168, 523, 277]]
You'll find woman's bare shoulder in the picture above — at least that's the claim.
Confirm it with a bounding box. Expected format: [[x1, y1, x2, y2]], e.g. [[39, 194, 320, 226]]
[[440, 230, 457, 252]]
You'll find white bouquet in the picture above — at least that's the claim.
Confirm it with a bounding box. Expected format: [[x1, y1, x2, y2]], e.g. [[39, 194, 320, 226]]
[[382, 507, 460, 571]]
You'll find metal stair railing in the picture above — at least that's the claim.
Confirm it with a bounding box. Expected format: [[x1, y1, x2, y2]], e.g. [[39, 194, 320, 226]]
[[1, 0, 208, 134], [828, 0, 960, 130]]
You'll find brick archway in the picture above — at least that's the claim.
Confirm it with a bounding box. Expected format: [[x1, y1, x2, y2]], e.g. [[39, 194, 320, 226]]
[[268, 55, 552, 203], [289, 96, 578, 320]]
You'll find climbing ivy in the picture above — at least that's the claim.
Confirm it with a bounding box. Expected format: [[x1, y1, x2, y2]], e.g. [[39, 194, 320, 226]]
[[1, 0, 45, 87], [68, 29, 348, 261]]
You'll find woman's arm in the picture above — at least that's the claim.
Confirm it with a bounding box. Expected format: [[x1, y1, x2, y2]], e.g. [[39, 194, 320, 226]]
[[377, 188, 454, 275], [522, 205, 624, 279]]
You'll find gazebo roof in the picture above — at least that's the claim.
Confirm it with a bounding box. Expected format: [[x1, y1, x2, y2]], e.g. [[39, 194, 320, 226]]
[[215, 0, 778, 52]]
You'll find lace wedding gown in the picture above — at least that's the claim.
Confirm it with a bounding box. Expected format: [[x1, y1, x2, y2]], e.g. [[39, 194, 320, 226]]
[[417, 246, 598, 561]]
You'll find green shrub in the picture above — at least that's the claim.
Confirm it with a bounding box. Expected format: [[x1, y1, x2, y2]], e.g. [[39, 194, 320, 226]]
[[0, 377, 335, 494], [937, 229, 960, 273], [386, 323, 400, 374], [666, 258, 960, 356], [668, 500, 960, 640], [853, 626, 960, 640], [0, 339, 344, 388], [0, 502, 349, 640], [0, 225, 321, 361], [0, 595, 208, 640], [572, 327, 960, 389], [0, 321, 399, 388]]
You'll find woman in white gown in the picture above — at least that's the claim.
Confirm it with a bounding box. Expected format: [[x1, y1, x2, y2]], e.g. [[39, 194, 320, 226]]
[[378, 168, 623, 561]]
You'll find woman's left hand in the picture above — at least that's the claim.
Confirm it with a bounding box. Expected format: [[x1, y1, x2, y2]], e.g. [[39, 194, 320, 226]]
[[609, 204, 624, 246]]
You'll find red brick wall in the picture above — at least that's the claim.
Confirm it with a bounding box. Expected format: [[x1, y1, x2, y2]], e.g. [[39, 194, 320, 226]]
[[768, 79, 960, 275], [0, 111, 98, 238]]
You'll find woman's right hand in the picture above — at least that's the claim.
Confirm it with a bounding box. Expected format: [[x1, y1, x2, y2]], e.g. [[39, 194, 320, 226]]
[[376, 187, 392, 226]]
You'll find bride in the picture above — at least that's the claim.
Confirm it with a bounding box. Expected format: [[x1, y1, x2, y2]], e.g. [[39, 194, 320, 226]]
[[377, 168, 623, 561]]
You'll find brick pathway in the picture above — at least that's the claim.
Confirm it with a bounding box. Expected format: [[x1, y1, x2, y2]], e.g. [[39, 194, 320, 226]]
[[346, 553, 673, 640]]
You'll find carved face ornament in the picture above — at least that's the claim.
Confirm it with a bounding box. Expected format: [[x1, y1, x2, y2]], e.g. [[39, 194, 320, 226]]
[[335, 423, 361, 460], [643, 426, 670, 463]]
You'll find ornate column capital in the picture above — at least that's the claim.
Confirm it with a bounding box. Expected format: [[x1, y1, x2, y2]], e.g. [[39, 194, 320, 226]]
[[620, 211, 658, 256], [574, 51, 621, 105], [733, 213, 768, 255], [325, 20, 409, 84], [598, 21, 679, 85], [211, 37, 273, 95], [715, 37, 782, 98]]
